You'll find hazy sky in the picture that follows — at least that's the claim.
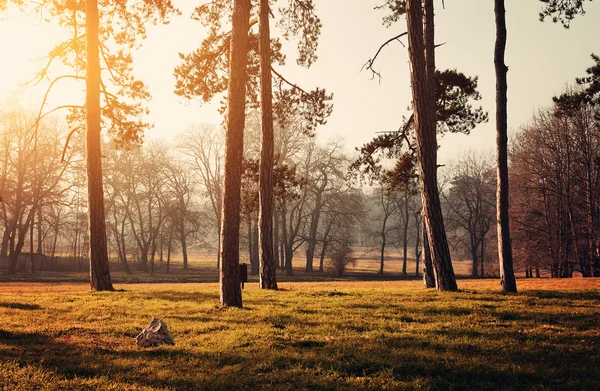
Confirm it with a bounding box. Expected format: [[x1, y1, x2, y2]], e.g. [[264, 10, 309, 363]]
[[0, 0, 598, 163]]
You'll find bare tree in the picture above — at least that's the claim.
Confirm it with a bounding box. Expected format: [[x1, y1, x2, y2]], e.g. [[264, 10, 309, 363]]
[[178, 124, 224, 269]]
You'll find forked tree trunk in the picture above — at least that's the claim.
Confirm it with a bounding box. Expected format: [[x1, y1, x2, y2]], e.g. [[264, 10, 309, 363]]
[[86, 0, 113, 291], [494, 0, 517, 293], [407, 0, 457, 291], [257, 0, 278, 289], [219, 0, 251, 307]]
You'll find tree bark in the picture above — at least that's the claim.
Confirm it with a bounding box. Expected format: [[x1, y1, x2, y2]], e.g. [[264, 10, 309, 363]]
[[415, 211, 421, 277], [407, 0, 457, 291], [494, 0, 517, 293], [273, 208, 280, 271], [180, 218, 188, 270], [402, 192, 409, 275], [86, 0, 113, 291], [257, 0, 278, 289], [422, 218, 435, 288], [219, 0, 251, 307]]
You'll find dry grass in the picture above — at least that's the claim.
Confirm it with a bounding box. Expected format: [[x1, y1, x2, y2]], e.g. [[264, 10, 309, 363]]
[[0, 278, 599, 390]]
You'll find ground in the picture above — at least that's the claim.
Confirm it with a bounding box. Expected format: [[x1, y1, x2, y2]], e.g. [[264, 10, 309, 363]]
[[0, 278, 598, 390]]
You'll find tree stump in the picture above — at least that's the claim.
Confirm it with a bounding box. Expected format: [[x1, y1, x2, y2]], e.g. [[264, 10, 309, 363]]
[[135, 318, 175, 347]]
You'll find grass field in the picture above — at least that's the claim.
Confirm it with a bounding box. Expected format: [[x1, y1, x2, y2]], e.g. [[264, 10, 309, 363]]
[[1, 278, 599, 390]]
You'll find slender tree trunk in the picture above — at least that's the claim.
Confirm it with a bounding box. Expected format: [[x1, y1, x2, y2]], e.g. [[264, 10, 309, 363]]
[[37, 207, 42, 254], [50, 220, 59, 265], [167, 223, 174, 274], [494, 0, 517, 293], [85, 0, 113, 291], [119, 219, 131, 275], [30, 216, 34, 273], [379, 228, 386, 275], [319, 241, 328, 272], [407, 0, 457, 291], [248, 218, 256, 274], [257, 0, 278, 290], [219, 0, 251, 307], [273, 208, 280, 272], [415, 211, 421, 277], [1, 229, 9, 258], [471, 235, 479, 278], [402, 193, 409, 275], [422, 217, 435, 288], [180, 223, 188, 270]]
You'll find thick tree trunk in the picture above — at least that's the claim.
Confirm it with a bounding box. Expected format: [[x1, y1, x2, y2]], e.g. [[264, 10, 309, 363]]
[[219, 0, 251, 307], [257, 0, 278, 290], [494, 0, 517, 293], [407, 0, 457, 291], [86, 0, 113, 291]]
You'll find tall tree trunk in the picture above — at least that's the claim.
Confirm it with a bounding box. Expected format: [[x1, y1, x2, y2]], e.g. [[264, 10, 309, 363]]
[[415, 211, 421, 277], [379, 225, 386, 275], [119, 218, 132, 275], [273, 208, 280, 272], [422, 217, 435, 288], [86, 0, 113, 291], [1, 229, 9, 258], [494, 0, 517, 293], [471, 234, 479, 278], [248, 218, 256, 274], [402, 192, 409, 275], [30, 215, 34, 273], [37, 207, 42, 254], [257, 0, 278, 290], [219, 0, 251, 307], [180, 222, 188, 270], [407, 0, 457, 291], [167, 223, 174, 274], [50, 219, 59, 265]]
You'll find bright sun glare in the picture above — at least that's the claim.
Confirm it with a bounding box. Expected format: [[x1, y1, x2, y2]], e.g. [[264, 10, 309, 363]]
[[0, 9, 83, 110]]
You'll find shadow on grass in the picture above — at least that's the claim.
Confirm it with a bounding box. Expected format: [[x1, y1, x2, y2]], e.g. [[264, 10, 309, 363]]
[[0, 302, 41, 310], [522, 290, 600, 300], [0, 328, 242, 390], [0, 322, 598, 390]]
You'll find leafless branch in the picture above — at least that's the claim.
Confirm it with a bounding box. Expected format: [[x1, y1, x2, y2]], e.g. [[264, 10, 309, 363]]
[[362, 32, 408, 81]]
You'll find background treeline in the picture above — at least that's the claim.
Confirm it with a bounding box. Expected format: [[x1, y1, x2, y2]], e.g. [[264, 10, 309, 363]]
[[3, 55, 598, 280]]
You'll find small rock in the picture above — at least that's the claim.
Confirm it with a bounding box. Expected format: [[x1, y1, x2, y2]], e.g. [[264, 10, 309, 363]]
[[136, 318, 175, 347]]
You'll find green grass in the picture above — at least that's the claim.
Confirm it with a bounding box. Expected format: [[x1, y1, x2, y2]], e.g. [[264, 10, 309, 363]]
[[1, 280, 599, 390]]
